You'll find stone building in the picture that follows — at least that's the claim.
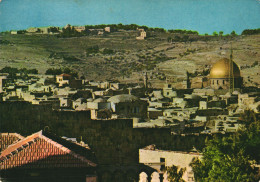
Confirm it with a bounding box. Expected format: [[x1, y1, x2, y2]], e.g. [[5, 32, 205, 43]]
[[209, 58, 243, 90], [136, 29, 147, 40], [56, 74, 71, 87], [139, 145, 202, 182], [0, 75, 8, 92], [26, 27, 40, 33], [107, 94, 148, 118], [104, 27, 111, 32], [74, 26, 86, 32], [10, 31, 18, 35], [163, 84, 177, 98]]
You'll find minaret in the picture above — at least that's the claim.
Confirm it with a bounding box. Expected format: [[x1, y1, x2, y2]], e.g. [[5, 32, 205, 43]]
[[229, 43, 234, 93], [143, 72, 148, 89]]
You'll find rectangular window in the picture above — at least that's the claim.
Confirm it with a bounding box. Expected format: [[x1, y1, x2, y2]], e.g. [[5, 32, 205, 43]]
[[160, 158, 165, 162], [160, 158, 165, 171]]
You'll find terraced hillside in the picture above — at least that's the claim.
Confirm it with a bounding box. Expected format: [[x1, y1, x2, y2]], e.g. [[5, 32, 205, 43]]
[[0, 32, 259, 87]]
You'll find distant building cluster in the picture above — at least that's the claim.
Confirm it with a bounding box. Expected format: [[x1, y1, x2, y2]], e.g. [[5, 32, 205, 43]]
[[9, 25, 112, 35], [0, 55, 259, 181]]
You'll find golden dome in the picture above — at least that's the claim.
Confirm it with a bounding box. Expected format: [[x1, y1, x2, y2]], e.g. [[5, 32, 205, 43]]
[[210, 58, 241, 78]]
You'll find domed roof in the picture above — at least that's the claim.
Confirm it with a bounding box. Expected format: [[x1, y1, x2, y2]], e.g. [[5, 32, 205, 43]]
[[108, 94, 139, 103], [210, 58, 241, 78]]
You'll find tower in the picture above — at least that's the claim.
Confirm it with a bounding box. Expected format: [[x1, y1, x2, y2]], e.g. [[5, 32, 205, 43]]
[[143, 72, 148, 89], [229, 43, 235, 93]]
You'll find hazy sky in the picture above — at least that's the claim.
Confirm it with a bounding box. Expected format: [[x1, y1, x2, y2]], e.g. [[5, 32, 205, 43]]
[[0, 0, 259, 34]]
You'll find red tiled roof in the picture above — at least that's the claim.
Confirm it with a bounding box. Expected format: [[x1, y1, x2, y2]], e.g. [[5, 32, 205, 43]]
[[0, 131, 97, 170], [0, 133, 24, 151]]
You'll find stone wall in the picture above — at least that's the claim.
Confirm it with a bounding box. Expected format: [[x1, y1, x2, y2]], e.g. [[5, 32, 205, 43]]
[[0, 101, 210, 167]]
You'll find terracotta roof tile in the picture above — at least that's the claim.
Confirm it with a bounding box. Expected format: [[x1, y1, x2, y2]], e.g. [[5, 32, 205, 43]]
[[0, 131, 97, 170], [0, 133, 24, 151]]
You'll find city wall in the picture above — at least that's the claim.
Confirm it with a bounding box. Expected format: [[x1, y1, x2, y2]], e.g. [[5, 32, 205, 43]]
[[0, 101, 212, 166]]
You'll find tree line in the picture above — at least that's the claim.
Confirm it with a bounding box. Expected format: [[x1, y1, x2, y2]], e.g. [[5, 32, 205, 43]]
[[0, 66, 38, 79], [241, 28, 260, 35]]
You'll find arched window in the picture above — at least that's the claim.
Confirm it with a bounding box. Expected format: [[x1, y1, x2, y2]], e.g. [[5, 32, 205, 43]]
[[151, 172, 160, 182], [139, 172, 148, 182]]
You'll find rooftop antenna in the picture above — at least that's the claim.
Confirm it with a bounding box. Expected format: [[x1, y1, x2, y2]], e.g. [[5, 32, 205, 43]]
[[229, 42, 234, 93]]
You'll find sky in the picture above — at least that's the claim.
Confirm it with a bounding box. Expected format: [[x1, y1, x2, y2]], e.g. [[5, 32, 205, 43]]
[[0, 0, 259, 34]]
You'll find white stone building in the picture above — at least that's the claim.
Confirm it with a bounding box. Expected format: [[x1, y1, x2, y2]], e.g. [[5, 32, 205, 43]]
[[139, 145, 201, 182]]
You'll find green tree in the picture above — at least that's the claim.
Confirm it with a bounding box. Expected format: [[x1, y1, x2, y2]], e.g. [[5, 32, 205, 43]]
[[213, 31, 218, 36], [45, 68, 62, 75], [231, 30, 237, 37], [241, 28, 260, 35], [166, 165, 186, 182], [219, 31, 224, 38], [190, 110, 260, 182], [0, 66, 18, 79]]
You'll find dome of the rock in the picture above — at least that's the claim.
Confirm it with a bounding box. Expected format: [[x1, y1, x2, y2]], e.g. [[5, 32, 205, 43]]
[[210, 58, 241, 79], [209, 58, 242, 90]]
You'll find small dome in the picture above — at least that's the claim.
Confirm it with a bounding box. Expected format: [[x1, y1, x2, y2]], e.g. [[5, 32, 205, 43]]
[[210, 58, 241, 79], [108, 94, 139, 103]]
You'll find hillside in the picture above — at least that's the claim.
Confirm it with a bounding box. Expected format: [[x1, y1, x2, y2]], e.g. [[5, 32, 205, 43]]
[[0, 31, 259, 88]]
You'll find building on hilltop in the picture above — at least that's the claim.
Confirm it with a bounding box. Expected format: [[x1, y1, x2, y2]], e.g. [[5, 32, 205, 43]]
[[0, 130, 97, 182], [104, 27, 111, 32], [10, 31, 18, 35], [74, 26, 86, 32], [26, 27, 40, 33], [136, 28, 147, 40]]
